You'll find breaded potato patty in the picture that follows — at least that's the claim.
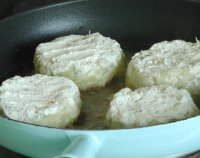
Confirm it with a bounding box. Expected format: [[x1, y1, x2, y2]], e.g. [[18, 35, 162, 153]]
[[0, 74, 82, 128], [105, 86, 199, 129], [34, 33, 125, 90], [126, 40, 200, 95]]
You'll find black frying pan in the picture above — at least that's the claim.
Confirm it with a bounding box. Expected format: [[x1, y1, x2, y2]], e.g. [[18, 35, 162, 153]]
[[1, 0, 200, 80], [1, 0, 200, 157]]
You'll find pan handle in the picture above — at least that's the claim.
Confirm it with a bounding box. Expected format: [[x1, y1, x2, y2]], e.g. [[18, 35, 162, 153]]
[[55, 135, 100, 158]]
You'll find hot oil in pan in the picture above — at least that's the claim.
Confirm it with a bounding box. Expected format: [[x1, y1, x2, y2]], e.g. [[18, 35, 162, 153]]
[[71, 77, 125, 130]]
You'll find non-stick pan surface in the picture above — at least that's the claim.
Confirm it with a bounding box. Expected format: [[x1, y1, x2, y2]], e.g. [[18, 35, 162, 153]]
[[1, 0, 200, 158]]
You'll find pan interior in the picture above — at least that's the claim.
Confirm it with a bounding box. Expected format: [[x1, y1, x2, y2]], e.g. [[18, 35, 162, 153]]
[[1, 0, 200, 129]]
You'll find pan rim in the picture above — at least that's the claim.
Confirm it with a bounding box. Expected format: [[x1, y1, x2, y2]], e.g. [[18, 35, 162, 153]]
[[1, 115, 200, 133], [0, 0, 88, 23]]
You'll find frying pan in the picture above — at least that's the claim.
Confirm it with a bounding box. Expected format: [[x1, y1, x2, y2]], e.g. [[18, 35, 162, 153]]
[[1, 0, 200, 157]]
